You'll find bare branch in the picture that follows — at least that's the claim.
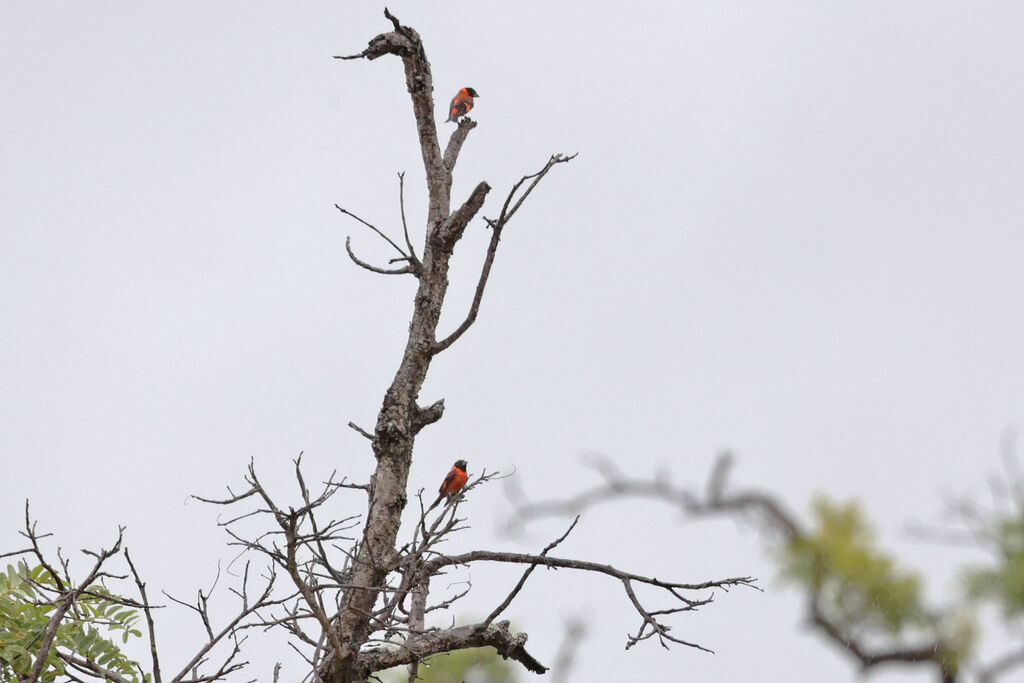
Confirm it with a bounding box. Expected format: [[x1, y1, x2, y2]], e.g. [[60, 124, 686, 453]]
[[496, 152, 579, 226], [396, 172, 419, 266], [169, 566, 278, 683], [334, 203, 420, 281], [433, 153, 577, 353], [550, 618, 587, 683], [412, 399, 445, 434], [443, 119, 477, 171], [431, 181, 491, 249], [125, 549, 163, 683], [335, 205, 408, 258], [347, 421, 374, 440], [360, 620, 547, 675], [336, 10, 448, 220], [191, 486, 260, 507], [481, 516, 580, 629], [27, 528, 125, 683], [427, 550, 752, 593], [420, 547, 752, 654], [333, 10, 420, 64], [22, 500, 65, 592], [345, 236, 416, 276]]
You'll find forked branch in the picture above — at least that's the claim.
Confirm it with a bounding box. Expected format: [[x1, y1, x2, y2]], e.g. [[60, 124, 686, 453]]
[[433, 153, 577, 353], [421, 546, 754, 654], [25, 526, 125, 683], [337, 205, 420, 277]]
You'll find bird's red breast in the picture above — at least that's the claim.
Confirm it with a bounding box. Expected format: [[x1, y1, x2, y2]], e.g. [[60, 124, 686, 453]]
[[439, 462, 468, 496]]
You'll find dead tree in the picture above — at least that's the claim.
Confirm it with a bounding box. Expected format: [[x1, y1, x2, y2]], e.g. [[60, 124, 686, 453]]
[[186, 10, 755, 682], [1, 10, 758, 683]]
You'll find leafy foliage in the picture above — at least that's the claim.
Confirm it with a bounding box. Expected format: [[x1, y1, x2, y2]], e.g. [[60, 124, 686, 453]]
[[0, 561, 146, 682], [778, 496, 927, 633], [775, 495, 978, 673], [963, 506, 1024, 615]]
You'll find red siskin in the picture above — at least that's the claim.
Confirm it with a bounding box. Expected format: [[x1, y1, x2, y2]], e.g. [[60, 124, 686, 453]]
[[428, 459, 469, 510], [446, 87, 479, 122]]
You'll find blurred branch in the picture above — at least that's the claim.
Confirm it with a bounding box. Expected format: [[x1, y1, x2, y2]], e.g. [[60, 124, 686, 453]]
[[508, 452, 967, 679], [550, 617, 587, 683], [978, 645, 1024, 683]]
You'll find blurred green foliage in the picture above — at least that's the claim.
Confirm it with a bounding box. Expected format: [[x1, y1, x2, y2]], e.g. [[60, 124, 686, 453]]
[[964, 508, 1024, 616], [776, 496, 975, 675], [0, 561, 146, 683], [779, 496, 927, 632]]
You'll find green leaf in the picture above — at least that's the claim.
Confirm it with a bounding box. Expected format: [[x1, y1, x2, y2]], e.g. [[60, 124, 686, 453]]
[[777, 496, 925, 633]]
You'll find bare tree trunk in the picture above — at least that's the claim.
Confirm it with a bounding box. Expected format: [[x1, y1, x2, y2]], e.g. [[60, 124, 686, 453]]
[[326, 11, 489, 682]]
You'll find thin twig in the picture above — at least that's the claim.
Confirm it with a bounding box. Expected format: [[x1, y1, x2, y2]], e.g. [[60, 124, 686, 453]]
[[27, 528, 125, 683], [396, 172, 419, 267], [345, 236, 416, 276], [433, 153, 576, 353], [125, 549, 163, 683], [22, 501, 65, 592], [335, 204, 408, 258], [481, 516, 580, 629], [348, 422, 374, 440]]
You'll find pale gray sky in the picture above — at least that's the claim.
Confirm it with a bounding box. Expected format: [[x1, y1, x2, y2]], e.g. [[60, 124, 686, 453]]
[[2, 2, 1023, 681]]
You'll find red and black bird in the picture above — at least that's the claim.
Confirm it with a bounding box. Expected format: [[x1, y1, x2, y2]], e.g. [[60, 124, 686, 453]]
[[446, 87, 479, 122], [428, 459, 469, 511]]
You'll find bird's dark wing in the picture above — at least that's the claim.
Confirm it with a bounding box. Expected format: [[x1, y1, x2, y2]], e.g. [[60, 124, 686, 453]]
[[439, 467, 458, 493]]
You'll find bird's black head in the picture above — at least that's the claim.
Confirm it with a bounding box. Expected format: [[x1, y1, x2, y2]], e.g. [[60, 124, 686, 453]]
[[465, 88, 479, 98], [454, 459, 468, 471]]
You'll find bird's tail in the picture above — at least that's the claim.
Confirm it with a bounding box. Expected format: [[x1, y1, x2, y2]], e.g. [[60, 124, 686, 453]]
[[427, 494, 444, 511]]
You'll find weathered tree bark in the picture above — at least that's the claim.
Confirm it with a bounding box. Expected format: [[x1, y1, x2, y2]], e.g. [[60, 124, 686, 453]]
[[327, 11, 492, 682]]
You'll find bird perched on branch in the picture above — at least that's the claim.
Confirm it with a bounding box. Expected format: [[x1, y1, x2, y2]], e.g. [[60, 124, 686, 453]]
[[446, 87, 479, 122], [428, 459, 469, 510]]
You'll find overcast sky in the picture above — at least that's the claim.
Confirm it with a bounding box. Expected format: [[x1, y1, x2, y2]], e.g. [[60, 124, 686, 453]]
[[2, 2, 1023, 681]]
